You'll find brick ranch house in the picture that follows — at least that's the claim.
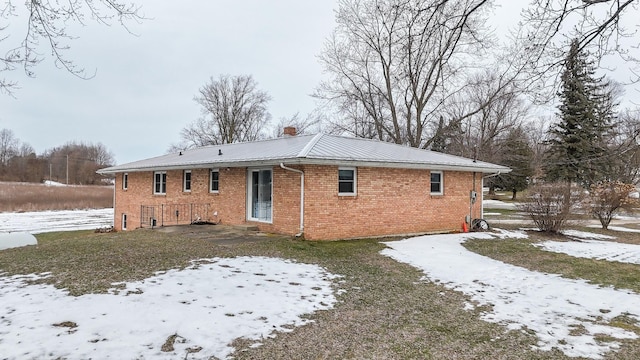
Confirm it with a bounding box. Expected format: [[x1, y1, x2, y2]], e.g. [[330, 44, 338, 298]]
[[97, 131, 510, 240]]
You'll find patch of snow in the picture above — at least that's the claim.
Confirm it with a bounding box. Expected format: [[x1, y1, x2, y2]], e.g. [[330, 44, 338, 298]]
[[491, 228, 529, 239], [0, 257, 339, 359], [537, 240, 640, 265], [483, 199, 517, 210], [381, 233, 640, 359], [0, 209, 113, 234], [587, 225, 640, 233], [0, 232, 37, 250], [43, 180, 66, 186], [561, 230, 616, 240]]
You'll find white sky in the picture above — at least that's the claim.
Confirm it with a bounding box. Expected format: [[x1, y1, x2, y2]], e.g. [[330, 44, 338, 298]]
[[0, 1, 338, 164], [0, 1, 638, 165]]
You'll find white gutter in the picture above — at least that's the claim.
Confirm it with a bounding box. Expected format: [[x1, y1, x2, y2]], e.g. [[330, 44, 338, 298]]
[[280, 163, 304, 237]]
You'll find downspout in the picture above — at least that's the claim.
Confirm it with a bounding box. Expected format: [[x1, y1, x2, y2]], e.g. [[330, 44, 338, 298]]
[[280, 163, 304, 237], [113, 175, 117, 229]]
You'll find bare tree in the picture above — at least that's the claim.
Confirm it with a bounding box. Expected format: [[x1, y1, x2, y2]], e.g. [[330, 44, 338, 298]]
[[443, 70, 529, 161], [179, 74, 271, 147], [518, 0, 640, 99], [44, 141, 115, 184], [270, 111, 325, 138], [1, 1, 143, 95], [0, 128, 18, 165], [587, 181, 638, 229], [524, 116, 553, 182], [609, 108, 640, 184], [316, 0, 524, 149]]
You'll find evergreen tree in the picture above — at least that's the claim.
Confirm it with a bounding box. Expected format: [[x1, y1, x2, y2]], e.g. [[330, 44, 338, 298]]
[[494, 127, 534, 200], [545, 39, 616, 188]]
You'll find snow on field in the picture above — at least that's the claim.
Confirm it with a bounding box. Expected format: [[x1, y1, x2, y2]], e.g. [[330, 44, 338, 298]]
[[382, 232, 640, 359], [0, 208, 113, 234], [537, 240, 640, 265], [0, 232, 37, 250], [483, 199, 517, 210], [606, 226, 640, 233], [0, 257, 338, 359], [587, 224, 640, 233]]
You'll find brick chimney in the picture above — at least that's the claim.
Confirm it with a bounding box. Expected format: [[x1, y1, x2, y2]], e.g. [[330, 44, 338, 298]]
[[283, 126, 297, 136]]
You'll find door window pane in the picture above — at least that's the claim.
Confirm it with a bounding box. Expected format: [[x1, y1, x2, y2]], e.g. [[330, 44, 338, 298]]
[[251, 169, 272, 221]]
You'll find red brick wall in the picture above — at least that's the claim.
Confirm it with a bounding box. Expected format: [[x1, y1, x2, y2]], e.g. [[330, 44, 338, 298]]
[[302, 165, 482, 240], [114, 168, 246, 230], [112, 165, 481, 240]]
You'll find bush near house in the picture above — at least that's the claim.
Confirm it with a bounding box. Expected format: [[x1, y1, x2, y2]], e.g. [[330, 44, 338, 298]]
[[518, 182, 587, 233], [587, 181, 639, 230]]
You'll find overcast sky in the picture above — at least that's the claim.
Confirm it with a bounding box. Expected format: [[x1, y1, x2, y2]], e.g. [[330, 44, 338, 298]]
[[1, 1, 637, 165], [1, 1, 338, 164]]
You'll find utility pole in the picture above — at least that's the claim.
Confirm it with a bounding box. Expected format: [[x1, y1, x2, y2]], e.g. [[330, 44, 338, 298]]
[[66, 155, 69, 185]]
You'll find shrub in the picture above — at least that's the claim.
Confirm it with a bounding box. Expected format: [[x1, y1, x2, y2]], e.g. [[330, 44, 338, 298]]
[[518, 182, 586, 233], [587, 181, 638, 230]]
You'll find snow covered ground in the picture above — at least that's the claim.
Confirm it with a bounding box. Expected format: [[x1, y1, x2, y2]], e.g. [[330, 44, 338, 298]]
[[382, 231, 640, 359], [0, 257, 339, 359], [537, 236, 640, 266], [0, 208, 113, 234], [539, 239, 640, 265], [0, 232, 37, 250], [483, 199, 517, 210]]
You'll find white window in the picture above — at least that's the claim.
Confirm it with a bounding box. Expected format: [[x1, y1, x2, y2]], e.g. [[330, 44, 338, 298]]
[[122, 173, 128, 190], [183, 170, 192, 192], [210, 169, 219, 193], [154, 171, 167, 195], [122, 213, 127, 230], [338, 167, 357, 196], [430, 171, 443, 195]]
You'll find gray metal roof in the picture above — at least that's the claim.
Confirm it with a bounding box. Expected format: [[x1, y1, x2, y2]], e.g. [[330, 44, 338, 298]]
[[97, 133, 510, 174]]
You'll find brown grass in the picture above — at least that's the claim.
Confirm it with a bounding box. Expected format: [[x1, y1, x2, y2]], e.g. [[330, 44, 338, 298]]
[[0, 181, 113, 212], [0, 229, 569, 359]]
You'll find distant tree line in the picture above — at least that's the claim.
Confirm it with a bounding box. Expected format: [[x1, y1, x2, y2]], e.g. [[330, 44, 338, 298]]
[[0, 129, 114, 185]]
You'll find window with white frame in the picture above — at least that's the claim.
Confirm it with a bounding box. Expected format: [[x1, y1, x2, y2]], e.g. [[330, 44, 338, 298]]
[[338, 167, 357, 195], [154, 171, 167, 195], [122, 213, 127, 230], [430, 171, 443, 195], [122, 173, 128, 190], [210, 169, 219, 193], [183, 170, 192, 192]]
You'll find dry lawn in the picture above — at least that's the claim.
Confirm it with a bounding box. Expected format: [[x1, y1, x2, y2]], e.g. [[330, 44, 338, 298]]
[[6, 227, 640, 359], [0, 182, 112, 212]]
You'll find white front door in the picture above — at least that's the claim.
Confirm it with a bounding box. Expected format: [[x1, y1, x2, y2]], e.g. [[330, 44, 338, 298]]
[[247, 168, 272, 222]]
